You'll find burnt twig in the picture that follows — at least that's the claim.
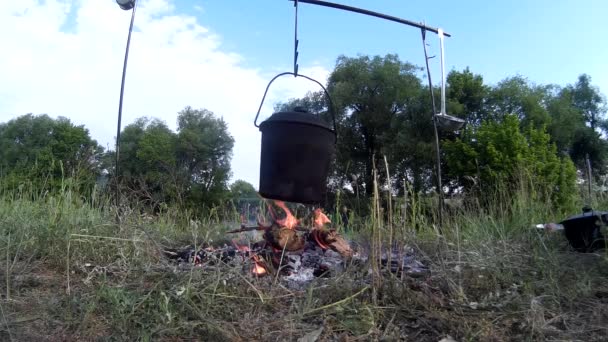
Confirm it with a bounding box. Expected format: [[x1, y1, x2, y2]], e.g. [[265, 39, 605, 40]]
[[226, 225, 267, 234]]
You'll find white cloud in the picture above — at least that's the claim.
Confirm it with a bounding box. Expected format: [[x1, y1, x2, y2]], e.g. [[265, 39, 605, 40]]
[[0, 0, 330, 188]]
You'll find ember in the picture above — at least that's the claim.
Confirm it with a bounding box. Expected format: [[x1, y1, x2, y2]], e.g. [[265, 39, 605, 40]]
[[232, 240, 268, 276], [251, 254, 268, 276]]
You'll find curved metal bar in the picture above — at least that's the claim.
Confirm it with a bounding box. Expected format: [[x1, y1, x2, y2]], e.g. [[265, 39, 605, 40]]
[[115, 0, 138, 207], [253, 72, 337, 138]]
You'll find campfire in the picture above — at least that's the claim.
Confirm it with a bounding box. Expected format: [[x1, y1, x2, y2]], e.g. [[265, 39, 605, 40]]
[[227, 200, 354, 278], [163, 200, 429, 286]]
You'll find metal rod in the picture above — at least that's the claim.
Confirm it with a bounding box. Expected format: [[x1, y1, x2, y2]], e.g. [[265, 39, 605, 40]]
[[438, 28, 446, 115], [586, 154, 593, 204], [421, 28, 444, 230], [294, 0, 299, 75], [289, 0, 451, 37], [115, 2, 137, 209]]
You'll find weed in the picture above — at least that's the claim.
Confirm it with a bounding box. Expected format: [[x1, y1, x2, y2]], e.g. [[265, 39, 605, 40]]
[[0, 179, 607, 341]]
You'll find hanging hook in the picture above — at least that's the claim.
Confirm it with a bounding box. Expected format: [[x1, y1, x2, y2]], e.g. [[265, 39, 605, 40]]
[[294, 0, 299, 76]]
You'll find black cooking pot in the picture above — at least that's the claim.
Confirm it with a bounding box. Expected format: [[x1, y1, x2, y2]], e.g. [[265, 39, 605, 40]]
[[254, 72, 337, 204], [560, 206, 607, 252]]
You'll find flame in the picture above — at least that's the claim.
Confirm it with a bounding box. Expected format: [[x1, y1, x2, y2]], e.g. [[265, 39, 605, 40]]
[[232, 240, 267, 276], [272, 201, 298, 229], [232, 240, 250, 253], [251, 254, 267, 276], [313, 208, 331, 229]]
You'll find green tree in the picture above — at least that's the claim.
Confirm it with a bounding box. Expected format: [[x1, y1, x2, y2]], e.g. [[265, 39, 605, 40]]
[[176, 106, 235, 209], [446, 68, 489, 126], [570, 74, 607, 132], [117, 107, 235, 212], [486, 76, 551, 128], [229, 180, 258, 200], [0, 114, 103, 195], [327, 54, 427, 195], [118, 117, 181, 208], [546, 86, 585, 154], [443, 114, 577, 209], [546, 75, 608, 174]]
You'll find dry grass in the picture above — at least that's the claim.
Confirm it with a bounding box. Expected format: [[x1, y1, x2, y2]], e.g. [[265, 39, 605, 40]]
[[0, 187, 607, 341]]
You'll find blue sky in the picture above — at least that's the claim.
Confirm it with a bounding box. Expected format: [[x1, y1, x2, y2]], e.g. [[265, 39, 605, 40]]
[[191, 0, 608, 92], [0, 0, 606, 187]]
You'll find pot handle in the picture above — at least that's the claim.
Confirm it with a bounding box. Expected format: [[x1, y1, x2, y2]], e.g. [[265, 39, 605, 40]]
[[254, 72, 337, 136]]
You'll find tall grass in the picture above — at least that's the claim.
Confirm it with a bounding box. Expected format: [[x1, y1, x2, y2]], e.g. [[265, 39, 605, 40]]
[[0, 174, 606, 341]]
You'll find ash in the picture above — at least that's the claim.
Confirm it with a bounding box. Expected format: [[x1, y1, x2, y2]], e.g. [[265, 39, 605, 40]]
[[163, 239, 430, 290]]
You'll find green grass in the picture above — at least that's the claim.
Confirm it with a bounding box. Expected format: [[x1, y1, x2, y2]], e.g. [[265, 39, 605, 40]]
[[0, 184, 607, 341]]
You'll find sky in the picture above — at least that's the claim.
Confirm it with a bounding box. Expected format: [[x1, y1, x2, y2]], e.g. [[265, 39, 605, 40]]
[[1, 0, 607, 188]]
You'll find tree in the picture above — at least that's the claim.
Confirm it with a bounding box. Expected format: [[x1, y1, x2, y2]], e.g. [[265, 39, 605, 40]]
[[229, 180, 258, 200], [546, 75, 608, 174], [118, 117, 180, 208], [446, 68, 489, 126], [570, 74, 607, 132], [0, 114, 103, 195], [176, 106, 235, 208], [326, 54, 427, 196], [546, 86, 585, 154], [486, 76, 551, 129], [443, 114, 577, 210], [117, 106, 235, 212]]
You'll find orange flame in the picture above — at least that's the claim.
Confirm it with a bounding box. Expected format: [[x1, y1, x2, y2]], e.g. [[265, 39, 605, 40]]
[[232, 240, 267, 276], [273, 201, 298, 229], [313, 208, 331, 229], [232, 240, 250, 253], [251, 254, 267, 276]]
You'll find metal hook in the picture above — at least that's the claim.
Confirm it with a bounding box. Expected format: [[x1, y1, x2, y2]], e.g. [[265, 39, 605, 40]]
[[294, 0, 299, 76], [253, 71, 337, 142]]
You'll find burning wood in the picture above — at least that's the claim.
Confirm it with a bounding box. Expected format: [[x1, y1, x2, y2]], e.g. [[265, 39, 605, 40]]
[[264, 225, 306, 251], [231, 240, 269, 276], [310, 228, 353, 258], [230, 201, 353, 260]]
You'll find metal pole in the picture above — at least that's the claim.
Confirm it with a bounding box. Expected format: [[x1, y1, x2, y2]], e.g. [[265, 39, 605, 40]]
[[290, 0, 451, 37], [293, 0, 299, 76], [438, 29, 446, 116], [115, 2, 137, 209], [421, 28, 444, 229], [586, 154, 593, 204]]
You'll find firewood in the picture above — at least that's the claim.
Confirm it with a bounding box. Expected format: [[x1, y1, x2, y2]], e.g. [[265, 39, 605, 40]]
[[312, 229, 353, 258], [226, 224, 309, 234], [226, 225, 266, 234], [264, 224, 306, 252]]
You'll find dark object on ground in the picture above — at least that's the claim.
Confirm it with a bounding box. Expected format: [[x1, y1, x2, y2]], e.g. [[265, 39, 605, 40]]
[[560, 206, 607, 252]]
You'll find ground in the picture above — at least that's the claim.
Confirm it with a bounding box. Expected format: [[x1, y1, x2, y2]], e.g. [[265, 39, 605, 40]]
[[1, 193, 608, 341], [1, 233, 607, 341]]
